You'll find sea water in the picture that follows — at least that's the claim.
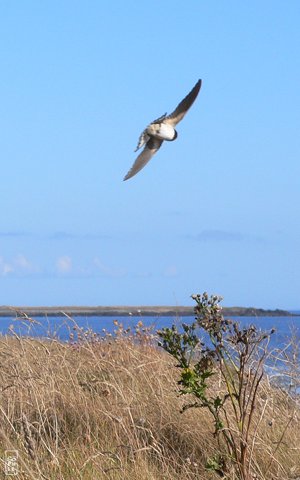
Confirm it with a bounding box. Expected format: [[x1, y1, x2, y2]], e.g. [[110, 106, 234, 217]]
[[0, 314, 299, 347]]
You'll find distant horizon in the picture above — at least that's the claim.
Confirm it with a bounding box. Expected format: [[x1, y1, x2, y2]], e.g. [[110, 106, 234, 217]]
[[0, 302, 298, 309], [0, 304, 297, 318]]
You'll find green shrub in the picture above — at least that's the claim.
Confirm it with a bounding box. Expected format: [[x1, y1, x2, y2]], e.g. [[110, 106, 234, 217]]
[[158, 292, 275, 479]]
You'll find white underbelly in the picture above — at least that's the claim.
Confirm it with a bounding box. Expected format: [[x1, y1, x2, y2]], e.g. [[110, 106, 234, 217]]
[[147, 123, 176, 140]]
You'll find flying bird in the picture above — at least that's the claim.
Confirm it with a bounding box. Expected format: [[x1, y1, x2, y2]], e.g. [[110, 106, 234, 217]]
[[123, 79, 202, 181]]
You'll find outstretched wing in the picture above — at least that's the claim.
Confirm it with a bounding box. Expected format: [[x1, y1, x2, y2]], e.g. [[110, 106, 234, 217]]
[[164, 79, 202, 127], [123, 137, 163, 181], [151, 113, 167, 124]]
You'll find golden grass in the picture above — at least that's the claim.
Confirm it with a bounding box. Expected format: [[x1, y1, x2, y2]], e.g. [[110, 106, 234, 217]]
[[0, 326, 299, 479]]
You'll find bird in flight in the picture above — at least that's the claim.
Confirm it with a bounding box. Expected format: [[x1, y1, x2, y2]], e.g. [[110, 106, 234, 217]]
[[123, 79, 202, 181]]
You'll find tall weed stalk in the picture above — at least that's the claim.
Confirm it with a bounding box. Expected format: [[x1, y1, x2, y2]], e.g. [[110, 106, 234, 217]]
[[158, 293, 275, 479]]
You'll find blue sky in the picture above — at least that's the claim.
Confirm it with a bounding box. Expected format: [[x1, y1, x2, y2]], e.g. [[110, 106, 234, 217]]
[[1, 1, 300, 308]]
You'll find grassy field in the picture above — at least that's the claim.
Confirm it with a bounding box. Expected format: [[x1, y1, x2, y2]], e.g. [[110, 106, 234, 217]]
[[0, 321, 299, 479]]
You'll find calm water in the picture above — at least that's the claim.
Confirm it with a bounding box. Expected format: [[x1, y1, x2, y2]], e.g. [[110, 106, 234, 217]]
[[0, 314, 299, 347]]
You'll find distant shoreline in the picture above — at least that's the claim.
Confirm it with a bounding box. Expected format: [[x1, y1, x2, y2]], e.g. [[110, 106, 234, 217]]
[[0, 305, 295, 318]]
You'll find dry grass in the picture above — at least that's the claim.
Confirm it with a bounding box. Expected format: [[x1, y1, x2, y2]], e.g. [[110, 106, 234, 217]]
[[0, 323, 299, 479]]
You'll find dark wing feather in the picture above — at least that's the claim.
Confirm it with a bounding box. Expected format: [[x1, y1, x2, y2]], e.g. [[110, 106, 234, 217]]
[[164, 79, 202, 127], [123, 137, 163, 181]]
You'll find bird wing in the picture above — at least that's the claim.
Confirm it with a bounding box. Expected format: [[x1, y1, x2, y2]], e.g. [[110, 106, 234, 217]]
[[164, 79, 202, 127], [135, 129, 150, 152], [123, 137, 163, 181]]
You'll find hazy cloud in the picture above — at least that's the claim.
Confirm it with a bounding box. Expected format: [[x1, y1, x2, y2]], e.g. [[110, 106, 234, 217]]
[[165, 210, 184, 217], [163, 265, 178, 277], [0, 231, 31, 238], [0, 230, 112, 241], [49, 232, 77, 240], [187, 229, 265, 244], [14, 254, 37, 272], [0, 254, 38, 276], [49, 232, 111, 240], [0, 257, 14, 276], [93, 257, 126, 277], [195, 230, 244, 242], [55, 256, 72, 273]]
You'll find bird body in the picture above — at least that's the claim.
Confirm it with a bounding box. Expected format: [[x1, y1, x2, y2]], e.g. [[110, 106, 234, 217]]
[[146, 122, 177, 141], [123, 79, 202, 181]]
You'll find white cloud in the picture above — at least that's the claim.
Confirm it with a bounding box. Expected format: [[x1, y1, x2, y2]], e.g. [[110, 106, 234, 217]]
[[14, 254, 35, 271], [56, 255, 72, 274], [0, 254, 38, 276], [0, 257, 14, 276]]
